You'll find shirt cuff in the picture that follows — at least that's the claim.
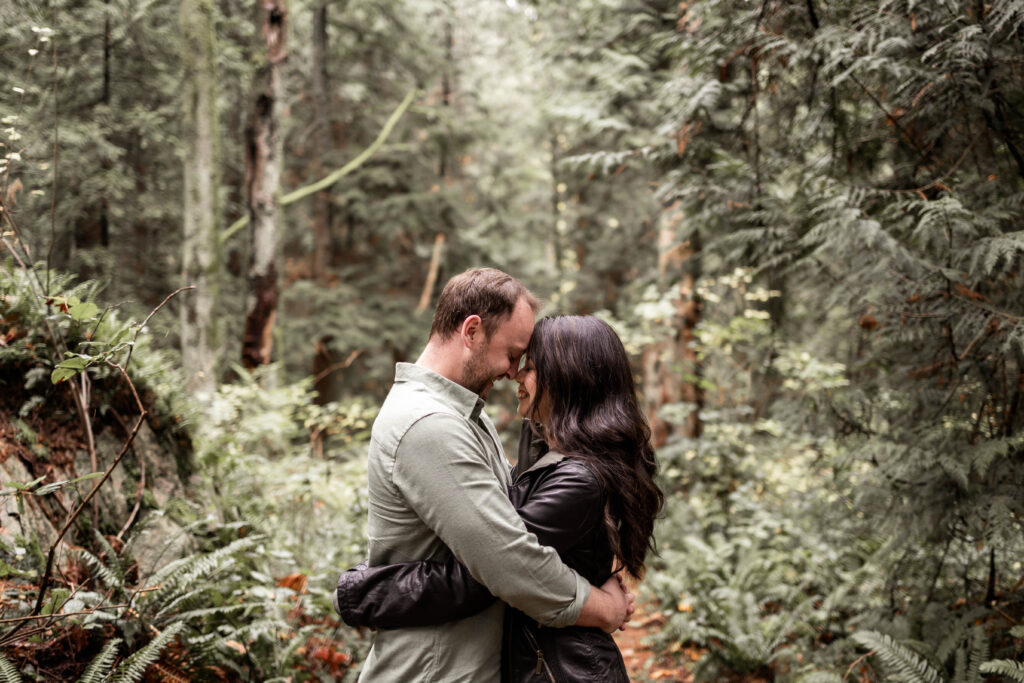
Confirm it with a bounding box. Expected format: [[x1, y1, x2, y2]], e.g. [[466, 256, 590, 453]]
[[544, 570, 591, 628]]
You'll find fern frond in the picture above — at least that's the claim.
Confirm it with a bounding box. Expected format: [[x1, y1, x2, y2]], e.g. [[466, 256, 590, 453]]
[[76, 638, 121, 683], [852, 630, 943, 683], [0, 653, 22, 683], [964, 626, 989, 683], [151, 586, 211, 622], [75, 548, 125, 592], [144, 535, 262, 613], [796, 673, 842, 683], [92, 529, 127, 583], [979, 659, 1024, 682], [108, 622, 185, 683], [167, 601, 262, 623]]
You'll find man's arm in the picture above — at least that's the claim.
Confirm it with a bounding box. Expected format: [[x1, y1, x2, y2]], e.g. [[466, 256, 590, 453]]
[[337, 455, 631, 632], [393, 414, 589, 627]]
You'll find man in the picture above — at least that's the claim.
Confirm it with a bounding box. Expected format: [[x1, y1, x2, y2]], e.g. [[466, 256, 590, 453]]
[[356, 268, 630, 682]]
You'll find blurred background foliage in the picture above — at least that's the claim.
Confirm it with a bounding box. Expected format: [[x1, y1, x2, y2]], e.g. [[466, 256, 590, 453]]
[[1, 0, 1023, 680]]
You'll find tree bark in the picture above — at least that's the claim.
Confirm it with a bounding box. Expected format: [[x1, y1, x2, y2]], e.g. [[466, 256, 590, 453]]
[[310, 1, 332, 282], [643, 202, 703, 447], [242, 0, 287, 370], [180, 0, 222, 392]]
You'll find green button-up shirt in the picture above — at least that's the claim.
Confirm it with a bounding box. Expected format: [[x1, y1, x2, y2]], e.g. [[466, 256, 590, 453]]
[[359, 363, 589, 682]]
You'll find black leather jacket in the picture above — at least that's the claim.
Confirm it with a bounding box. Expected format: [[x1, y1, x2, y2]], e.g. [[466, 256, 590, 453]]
[[335, 424, 629, 682]]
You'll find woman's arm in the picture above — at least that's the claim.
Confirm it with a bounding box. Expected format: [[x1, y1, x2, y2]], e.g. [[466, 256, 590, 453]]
[[335, 556, 496, 629], [335, 448, 606, 629]]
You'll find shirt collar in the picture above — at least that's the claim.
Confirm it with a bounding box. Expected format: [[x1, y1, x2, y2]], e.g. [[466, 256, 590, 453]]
[[394, 362, 486, 421]]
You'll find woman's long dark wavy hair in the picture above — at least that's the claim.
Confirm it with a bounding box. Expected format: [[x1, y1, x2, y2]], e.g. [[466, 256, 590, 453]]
[[526, 315, 664, 580]]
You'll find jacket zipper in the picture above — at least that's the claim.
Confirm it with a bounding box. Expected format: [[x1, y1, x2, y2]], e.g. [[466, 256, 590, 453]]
[[522, 624, 557, 682]]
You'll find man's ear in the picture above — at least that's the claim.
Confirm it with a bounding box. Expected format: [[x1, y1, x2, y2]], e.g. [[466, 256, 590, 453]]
[[459, 315, 484, 349]]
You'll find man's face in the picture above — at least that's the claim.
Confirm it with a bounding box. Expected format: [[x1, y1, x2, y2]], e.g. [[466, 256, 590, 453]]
[[463, 297, 535, 399]]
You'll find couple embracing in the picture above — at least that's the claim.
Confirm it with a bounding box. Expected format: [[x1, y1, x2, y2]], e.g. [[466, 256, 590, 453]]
[[334, 268, 664, 682]]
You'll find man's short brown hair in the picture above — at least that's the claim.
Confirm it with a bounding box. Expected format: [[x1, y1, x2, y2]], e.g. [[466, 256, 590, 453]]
[[429, 268, 540, 340]]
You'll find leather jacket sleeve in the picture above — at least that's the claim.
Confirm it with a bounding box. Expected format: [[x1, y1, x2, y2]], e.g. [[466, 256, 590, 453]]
[[335, 456, 605, 629], [335, 556, 496, 629]]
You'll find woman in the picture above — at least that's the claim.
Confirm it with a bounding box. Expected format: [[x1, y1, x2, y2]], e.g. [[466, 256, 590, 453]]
[[336, 315, 664, 681]]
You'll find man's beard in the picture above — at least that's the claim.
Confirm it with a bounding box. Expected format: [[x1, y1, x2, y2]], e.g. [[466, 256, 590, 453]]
[[463, 345, 494, 398]]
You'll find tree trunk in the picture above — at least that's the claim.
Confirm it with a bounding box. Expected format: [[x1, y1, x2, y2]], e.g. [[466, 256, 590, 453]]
[[180, 0, 222, 392], [310, 1, 332, 283], [241, 0, 287, 370], [643, 202, 703, 447]]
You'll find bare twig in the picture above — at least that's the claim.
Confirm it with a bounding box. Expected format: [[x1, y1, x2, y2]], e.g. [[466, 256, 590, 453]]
[[844, 650, 877, 681], [0, 604, 131, 626], [415, 233, 446, 314], [312, 349, 362, 384], [26, 407, 145, 618], [123, 285, 194, 373], [114, 409, 146, 541]]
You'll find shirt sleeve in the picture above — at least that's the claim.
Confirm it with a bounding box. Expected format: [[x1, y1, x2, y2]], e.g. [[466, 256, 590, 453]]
[[392, 413, 590, 627]]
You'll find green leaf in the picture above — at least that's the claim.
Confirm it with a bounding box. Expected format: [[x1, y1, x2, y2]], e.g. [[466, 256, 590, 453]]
[[33, 471, 103, 496], [5, 476, 45, 492], [51, 366, 79, 384], [68, 301, 99, 320]]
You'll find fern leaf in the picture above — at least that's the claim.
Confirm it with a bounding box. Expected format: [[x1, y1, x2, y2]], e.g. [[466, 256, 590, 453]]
[[979, 659, 1024, 682], [92, 529, 127, 584], [0, 653, 22, 683], [76, 638, 121, 683], [109, 622, 185, 683], [75, 548, 124, 592], [796, 673, 842, 683], [964, 626, 989, 683], [852, 630, 943, 683]]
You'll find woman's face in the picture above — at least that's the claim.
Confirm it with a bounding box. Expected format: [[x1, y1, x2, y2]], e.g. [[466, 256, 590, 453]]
[[515, 357, 540, 420]]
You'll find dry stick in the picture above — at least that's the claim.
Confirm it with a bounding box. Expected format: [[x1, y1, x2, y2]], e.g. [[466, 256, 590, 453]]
[[312, 349, 361, 384], [115, 409, 146, 541], [844, 650, 877, 681], [123, 285, 194, 374], [415, 233, 446, 314], [26, 410, 145, 619], [0, 604, 132, 626]]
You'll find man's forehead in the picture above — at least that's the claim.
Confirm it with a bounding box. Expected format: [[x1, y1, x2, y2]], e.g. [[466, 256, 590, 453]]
[[495, 301, 534, 346]]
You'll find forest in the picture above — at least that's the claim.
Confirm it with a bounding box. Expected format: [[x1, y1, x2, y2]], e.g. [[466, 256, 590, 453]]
[[1, 0, 1023, 680]]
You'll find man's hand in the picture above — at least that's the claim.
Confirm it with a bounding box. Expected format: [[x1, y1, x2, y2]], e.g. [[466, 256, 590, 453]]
[[574, 573, 633, 633], [608, 573, 635, 631]]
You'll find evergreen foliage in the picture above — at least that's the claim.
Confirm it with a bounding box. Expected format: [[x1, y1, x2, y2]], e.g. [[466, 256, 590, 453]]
[[3, 0, 1024, 678]]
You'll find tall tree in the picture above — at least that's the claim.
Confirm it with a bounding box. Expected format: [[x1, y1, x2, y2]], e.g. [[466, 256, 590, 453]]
[[180, 0, 222, 392], [309, 0, 334, 283], [242, 0, 287, 370]]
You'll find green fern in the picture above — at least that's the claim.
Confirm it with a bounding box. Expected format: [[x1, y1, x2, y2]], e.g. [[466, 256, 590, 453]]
[[979, 659, 1024, 682], [108, 622, 185, 683], [795, 673, 842, 683], [852, 630, 944, 683], [76, 638, 122, 683], [963, 626, 989, 683], [0, 653, 22, 683]]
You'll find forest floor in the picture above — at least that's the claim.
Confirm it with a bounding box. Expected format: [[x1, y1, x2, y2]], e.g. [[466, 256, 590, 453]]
[[614, 601, 697, 682]]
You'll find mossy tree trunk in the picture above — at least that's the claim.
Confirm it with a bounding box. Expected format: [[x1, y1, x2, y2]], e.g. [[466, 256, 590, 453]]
[[180, 0, 222, 392]]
